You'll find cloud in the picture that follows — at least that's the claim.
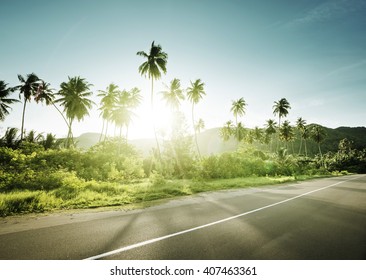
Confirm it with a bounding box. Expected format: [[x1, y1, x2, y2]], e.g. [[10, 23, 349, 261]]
[[323, 59, 366, 79], [290, 0, 366, 26]]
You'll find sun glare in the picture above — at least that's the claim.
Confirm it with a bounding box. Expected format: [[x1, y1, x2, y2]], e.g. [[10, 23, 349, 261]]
[[129, 101, 174, 140]]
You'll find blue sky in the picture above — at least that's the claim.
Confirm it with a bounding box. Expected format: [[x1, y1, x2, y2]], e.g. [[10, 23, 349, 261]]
[[1, 0, 365, 139]]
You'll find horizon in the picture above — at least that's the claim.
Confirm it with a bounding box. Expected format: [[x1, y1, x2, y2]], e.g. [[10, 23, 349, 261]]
[[1, 0, 366, 139]]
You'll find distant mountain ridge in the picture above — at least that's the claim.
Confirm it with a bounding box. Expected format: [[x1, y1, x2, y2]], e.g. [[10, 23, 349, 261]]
[[75, 126, 366, 156]]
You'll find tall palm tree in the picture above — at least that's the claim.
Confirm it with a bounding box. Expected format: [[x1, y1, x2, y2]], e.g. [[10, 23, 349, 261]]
[[98, 83, 119, 141], [231, 97, 247, 125], [16, 73, 41, 140], [273, 98, 291, 151], [273, 98, 291, 128], [186, 79, 206, 158], [311, 125, 326, 164], [56, 76, 94, 147], [296, 117, 306, 155], [137, 41, 168, 157], [160, 78, 184, 111], [0, 80, 19, 121]]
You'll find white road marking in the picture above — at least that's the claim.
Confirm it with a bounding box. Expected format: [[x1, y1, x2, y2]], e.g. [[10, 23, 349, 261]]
[[84, 175, 363, 260]]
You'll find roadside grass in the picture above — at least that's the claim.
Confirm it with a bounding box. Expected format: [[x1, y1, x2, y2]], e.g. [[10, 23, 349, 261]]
[[0, 173, 343, 216]]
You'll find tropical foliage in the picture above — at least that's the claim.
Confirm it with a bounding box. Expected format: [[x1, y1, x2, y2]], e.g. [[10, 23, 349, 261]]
[[1, 42, 364, 216], [56, 76, 94, 147], [0, 81, 19, 121]]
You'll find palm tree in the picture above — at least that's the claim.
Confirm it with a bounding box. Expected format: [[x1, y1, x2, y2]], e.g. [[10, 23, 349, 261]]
[[302, 126, 310, 157], [253, 126, 263, 143], [98, 83, 119, 141], [0, 127, 20, 149], [273, 98, 291, 128], [265, 119, 277, 152], [137, 41, 168, 157], [246, 129, 255, 145], [186, 79, 206, 158], [234, 122, 246, 142], [311, 125, 326, 164], [24, 129, 44, 143], [279, 120, 295, 151], [34, 80, 71, 134], [42, 133, 58, 150], [111, 98, 133, 138], [231, 97, 247, 125], [56, 76, 94, 147], [273, 98, 291, 151], [296, 117, 306, 155], [16, 73, 41, 140], [195, 118, 205, 134], [0, 81, 19, 121], [220, 120, 234, 141], [160, 78, 184, 111], [111, 88, 142, 141]]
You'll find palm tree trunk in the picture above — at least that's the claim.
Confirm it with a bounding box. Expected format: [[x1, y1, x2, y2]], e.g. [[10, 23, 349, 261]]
[[20, 100, 27, 140], [151, 78, 161, 158], [298, 136, 303, 155], [276, 116, 281, 151], [99, 119, 105, 142], [318, 143, 324, 167], [66, 118, 73, 148], [192, 103, 201, 158], [104, 121, 109, 141], [304, 139, 308, 157]]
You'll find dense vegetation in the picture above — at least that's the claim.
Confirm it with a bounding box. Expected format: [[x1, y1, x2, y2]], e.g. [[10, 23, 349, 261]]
[[1, 41, 365, 216]]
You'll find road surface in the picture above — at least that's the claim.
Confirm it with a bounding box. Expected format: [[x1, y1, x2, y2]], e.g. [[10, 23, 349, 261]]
[[0, 175, 365, 259]]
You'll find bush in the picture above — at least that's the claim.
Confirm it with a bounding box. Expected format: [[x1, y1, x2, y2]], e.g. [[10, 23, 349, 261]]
[[0, 191, 60, 216]]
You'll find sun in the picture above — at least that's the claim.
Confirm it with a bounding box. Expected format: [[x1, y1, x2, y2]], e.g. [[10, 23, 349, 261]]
[[129, 101, 173, 140]]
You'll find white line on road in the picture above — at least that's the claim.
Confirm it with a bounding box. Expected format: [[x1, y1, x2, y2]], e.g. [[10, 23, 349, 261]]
[[84, 175, 364, 260]]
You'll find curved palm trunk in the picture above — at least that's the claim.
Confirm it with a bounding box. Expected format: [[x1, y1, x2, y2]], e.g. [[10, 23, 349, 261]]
[[151, 78, 161, 158], [192, 104, 201, 159], [52, 102, 72, 137], [20, 100, 28, 141]]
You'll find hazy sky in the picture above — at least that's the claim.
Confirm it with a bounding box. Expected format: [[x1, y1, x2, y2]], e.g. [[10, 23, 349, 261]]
[[1, 0, 365, 139]]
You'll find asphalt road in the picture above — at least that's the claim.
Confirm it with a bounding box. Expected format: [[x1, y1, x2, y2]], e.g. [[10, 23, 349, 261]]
[[0, 175, 365, 260]]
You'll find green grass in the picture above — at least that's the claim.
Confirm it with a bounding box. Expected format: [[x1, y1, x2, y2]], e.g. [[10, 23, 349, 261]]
[[0, 174, 340, 216]]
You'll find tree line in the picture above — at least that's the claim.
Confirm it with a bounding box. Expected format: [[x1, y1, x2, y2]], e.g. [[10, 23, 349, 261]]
[[0, 42, 207, 155], [1, 41, 364, 177]]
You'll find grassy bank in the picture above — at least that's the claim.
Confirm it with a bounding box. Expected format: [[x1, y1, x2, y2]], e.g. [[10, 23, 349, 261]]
[[0, 174, 337, 217]]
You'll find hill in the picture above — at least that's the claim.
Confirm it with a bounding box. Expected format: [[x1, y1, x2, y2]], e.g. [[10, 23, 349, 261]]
[[75, 126, 366, 156]]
